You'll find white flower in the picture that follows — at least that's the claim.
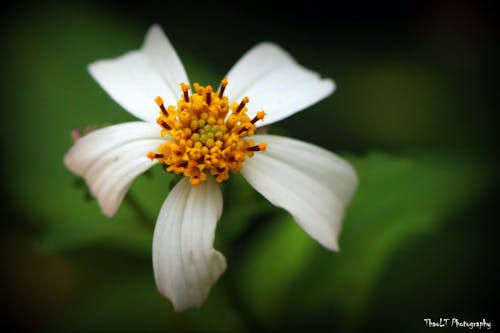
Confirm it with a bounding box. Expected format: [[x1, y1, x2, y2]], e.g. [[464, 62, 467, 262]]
[[64, 24, 358, 311]]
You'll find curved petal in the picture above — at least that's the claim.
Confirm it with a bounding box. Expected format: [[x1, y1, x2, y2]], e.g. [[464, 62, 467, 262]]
[[223, 42, 335, 127], [88, 24, 189, 123], [153, 177, 226, 311], [241, 135, 358, 250], [64, 121, 165, 217]]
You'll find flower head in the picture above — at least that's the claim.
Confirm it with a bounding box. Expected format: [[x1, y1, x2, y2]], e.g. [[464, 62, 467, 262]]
[[64, 25, 358, 311], [148, 80, 267, 185]]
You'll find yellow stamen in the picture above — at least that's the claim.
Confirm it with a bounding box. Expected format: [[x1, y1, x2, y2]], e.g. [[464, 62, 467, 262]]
[[219, 77, 228, 98], [156, 118, 171, 130], [247, 143, 267, 152], [155, 96, 168, 117], [147, 152, 165, 160], [236, 96, 249, 113], [154, 96, 163, 106], [206, 86, 213, 105], [148, 80, 267, 185], [180, 83, 190, 102], [251, 111, 267, 124], [238, 122, 253, 134]]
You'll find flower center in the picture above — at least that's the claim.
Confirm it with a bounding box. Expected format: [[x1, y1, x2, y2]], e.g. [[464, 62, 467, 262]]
[[147, 78, 267, 186]]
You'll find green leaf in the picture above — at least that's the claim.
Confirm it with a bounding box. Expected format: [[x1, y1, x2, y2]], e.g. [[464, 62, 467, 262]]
[[234, 213, 317, 319], [232, 151, 490, 331]]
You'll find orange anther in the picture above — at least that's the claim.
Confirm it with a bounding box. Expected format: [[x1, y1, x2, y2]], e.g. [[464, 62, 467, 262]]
[[155, 96, 168, 116], [251, 111, 266, 124], [236, 96, 249, 113], [155, 96, 164, 106], [219, 78, 228, 98], [180, 83, 190, 102], [206, 85, 213, 104], [156, 119, 171, 130], [246, 142, 267, 152], [147, 152, 165, 160], [238, 122, 254, 134]]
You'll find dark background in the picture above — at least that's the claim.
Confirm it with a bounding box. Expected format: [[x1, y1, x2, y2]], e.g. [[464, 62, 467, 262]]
[[1, 1, 498, 332]]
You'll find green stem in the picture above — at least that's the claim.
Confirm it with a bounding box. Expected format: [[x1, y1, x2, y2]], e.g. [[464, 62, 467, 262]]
[[219, 273, 268, 333], [124, 192, 154, 229], [218, 213, 276, 333]]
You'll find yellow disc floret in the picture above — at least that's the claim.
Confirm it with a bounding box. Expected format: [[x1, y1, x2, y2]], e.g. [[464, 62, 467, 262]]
[[148, 78, 267, 186]]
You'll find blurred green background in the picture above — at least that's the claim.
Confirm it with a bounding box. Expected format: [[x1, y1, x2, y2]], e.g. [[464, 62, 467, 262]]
[[1, 1, 497, 332]]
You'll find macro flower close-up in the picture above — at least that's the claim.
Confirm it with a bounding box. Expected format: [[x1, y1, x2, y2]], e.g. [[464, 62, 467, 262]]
[[2, 2, 496, 332], [64, 25, 358, 311]]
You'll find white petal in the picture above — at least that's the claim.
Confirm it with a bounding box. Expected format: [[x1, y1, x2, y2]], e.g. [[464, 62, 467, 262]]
[[223, 42, 335, 127], [153, 177, 226, 311], [241, 135, 357, 250], [64, 121, 165, 217], [88, 24, 189, 123]]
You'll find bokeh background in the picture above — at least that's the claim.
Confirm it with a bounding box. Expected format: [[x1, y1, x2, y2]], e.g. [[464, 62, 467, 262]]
[[1, 1, 497, 332]]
